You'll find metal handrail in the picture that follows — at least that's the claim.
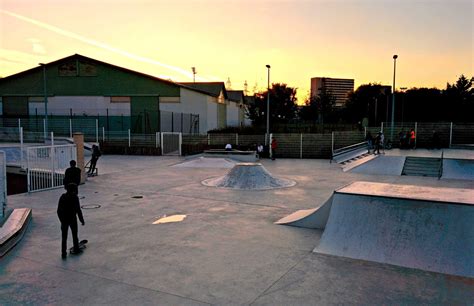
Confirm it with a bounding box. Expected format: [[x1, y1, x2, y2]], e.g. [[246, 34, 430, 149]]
[[438, 150, 444, 180], [331, 141, 368, 163], [333, 141, 367, 155]]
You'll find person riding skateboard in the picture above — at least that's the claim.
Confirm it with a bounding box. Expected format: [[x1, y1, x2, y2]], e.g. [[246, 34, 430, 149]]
[[57, 183, 85, 259], [87, 144, 101, 176]]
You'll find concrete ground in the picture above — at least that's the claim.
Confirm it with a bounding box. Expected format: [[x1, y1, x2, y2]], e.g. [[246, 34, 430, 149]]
[[1, 153, 473, 305]]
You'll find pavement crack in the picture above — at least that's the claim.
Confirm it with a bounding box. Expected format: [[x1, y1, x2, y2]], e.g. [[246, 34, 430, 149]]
[[248, 252, 311, 305], [14, 255, 212, 305], [157, 192, 289, 209]]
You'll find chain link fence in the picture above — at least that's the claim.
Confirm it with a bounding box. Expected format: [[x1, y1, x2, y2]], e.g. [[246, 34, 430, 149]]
[[2, 121, 473, 157]]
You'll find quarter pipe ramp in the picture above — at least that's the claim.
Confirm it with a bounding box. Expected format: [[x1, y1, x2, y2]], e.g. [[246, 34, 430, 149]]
[[277, 181, 474, 278]]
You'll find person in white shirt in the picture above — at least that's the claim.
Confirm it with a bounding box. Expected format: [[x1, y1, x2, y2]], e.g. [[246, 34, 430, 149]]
[[257, 144, 264, 158], [225, 143, 232, 151]]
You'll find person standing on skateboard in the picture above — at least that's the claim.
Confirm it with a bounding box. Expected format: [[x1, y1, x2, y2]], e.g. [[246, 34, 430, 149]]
[[57, 183, 85, 258]]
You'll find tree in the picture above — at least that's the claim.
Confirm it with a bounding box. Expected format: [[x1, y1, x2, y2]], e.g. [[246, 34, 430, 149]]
[[402, 87, 444, 122], [444, 74, 474, 121], [299, 88, 336, 123], [247, 83, 298, 126], [343, 83, 390, 125]]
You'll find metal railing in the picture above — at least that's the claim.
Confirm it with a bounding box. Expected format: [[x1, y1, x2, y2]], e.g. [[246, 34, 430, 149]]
[[438, 150, 444, 180], [331, 141, 368, 163], [26, 144, 76, 193], [0, 151, 6, 217]]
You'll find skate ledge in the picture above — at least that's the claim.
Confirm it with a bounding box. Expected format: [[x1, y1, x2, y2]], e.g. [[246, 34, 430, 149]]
[[0, 208, 32, 257]]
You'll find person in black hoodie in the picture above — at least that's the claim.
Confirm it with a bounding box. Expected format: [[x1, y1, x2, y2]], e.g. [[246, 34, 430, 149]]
[[63, 160, 81, 188], [57, 183, 85, 258], [87, 145, 101, 176]]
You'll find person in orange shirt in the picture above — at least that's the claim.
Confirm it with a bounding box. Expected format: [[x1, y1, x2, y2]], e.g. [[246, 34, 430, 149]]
[[409, 129, 416, 149]]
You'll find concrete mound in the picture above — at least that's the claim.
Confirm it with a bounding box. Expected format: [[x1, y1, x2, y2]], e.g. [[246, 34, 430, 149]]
[[277, 181, 474, 278], [202, 163, 296, 190]]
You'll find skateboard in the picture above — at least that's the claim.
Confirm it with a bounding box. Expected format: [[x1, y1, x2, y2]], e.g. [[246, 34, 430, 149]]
[[69, 239, 88, 254]]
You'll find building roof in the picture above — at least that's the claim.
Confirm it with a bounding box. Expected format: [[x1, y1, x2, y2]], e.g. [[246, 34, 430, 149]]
[[0, 54, 226, 99], [180, 82, 228, 99], [243, 95, 255, 106], [0, 54, 181, 88], [227, 90, 244, 102]]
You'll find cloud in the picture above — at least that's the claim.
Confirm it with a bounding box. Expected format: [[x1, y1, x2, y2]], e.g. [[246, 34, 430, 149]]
[[0, 9, 210, 82], [0, 48, 45, 64], [27, 38, 46, 54]]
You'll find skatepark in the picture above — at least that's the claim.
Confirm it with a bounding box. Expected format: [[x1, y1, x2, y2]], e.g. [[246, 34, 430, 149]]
[[1, 148, 473, 304]]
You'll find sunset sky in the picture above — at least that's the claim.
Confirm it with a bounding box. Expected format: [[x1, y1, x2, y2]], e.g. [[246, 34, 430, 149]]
[[1, 0, 472, 103]]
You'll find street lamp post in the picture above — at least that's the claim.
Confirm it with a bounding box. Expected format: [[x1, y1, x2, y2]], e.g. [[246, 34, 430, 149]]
[[390, 55, 398, 142], [191, 67, 196, 83], [39, 63, 48, 140], [265, 64, 271, 145], [399, 87, 407, 123]]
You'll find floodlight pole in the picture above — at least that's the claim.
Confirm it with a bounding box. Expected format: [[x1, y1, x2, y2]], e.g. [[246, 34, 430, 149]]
[[40, 63, 48, 140], [390, 55, 398, 142], [266, 64, 271, 145]]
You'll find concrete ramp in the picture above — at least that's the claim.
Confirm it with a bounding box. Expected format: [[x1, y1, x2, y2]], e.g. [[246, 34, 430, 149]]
[[202, 163, 296, 190], [279, 181, 474, 278], [442, 158, 474, 180], [275, 195, 333, 229]]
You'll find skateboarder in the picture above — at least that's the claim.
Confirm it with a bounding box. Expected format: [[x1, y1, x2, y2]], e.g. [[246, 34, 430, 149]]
[[63, 160, 81, 188], [87, 145, 101, 176], [374, 132, 381, 155], [365, 131, 373, 153], [57, 183, 85, 258]]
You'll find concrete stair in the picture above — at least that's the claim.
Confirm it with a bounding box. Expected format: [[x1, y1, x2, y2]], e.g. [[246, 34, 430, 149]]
[[402, 157, 442, 177]]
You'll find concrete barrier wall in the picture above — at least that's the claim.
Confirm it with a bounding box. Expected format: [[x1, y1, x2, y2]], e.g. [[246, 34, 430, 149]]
[[314, 193, 474, 278]]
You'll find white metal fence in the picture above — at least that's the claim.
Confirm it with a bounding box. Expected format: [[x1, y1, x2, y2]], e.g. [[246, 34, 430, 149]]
[[26, 144, 76, 193], [161, 132, 182, 156], [0, 151, 6, 217]]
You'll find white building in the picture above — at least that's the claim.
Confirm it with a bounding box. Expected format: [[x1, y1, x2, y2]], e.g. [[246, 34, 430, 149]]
[[227, 90, 246, 127]]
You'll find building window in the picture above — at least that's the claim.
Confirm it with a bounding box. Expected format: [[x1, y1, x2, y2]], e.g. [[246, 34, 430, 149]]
[[58, 62, 78, 76], [28, 97, 45, 103], [28, 97, 46, 115], [79, 61, 97, 76], [217, 91, 225, 104], [110, 97, 131, 103]]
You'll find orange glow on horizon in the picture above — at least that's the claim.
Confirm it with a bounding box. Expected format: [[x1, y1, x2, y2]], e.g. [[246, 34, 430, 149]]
[[0, 1, 472, 105]]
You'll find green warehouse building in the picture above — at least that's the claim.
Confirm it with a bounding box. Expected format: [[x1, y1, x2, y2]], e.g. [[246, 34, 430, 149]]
[[0, 54, 199, 134]]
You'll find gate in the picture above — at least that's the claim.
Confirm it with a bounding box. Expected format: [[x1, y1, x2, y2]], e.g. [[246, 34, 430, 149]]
[[0, 151, 6, 217], [26, 144, 76, 192], [161, 132, 182, 156]]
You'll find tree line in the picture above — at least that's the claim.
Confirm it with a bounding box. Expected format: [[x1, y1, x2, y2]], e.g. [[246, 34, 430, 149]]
[[246, 75, 473, 128]]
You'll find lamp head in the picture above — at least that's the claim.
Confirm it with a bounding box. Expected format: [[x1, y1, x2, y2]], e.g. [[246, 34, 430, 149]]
[[266, 65, 271, 69], [393, 55, 398, 60]]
